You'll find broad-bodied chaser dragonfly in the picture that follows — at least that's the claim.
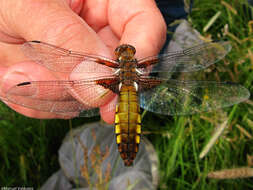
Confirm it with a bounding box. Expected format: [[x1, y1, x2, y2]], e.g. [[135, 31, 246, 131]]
[[4, 41, 250, 166]]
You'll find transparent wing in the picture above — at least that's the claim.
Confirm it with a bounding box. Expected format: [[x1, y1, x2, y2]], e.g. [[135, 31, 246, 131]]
[[139, 80, 250, 115], [137, 41, 231, 74], [21, 41, 119, 73], [5, 76, 118, 117]]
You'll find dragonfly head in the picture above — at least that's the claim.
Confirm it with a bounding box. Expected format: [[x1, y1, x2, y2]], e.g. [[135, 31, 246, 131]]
[[115, 44, 136, 61]]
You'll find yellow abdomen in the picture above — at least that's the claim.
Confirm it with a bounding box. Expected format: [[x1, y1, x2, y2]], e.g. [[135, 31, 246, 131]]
[[115, 85, 141, 166]]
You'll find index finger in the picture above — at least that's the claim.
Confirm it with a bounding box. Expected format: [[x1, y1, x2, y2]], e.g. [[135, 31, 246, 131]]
[[108, 0, 167, 59]]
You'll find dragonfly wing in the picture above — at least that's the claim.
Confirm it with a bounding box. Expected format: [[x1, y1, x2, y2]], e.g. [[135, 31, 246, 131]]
[[21, 41, 119, 73], [139, 80, 249, 115], [137, 41, 231, 75], [5, 77, 119, 117]]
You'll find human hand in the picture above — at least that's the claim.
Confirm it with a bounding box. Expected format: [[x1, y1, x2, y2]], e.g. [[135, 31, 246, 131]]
[[0, 0, 166, 123]]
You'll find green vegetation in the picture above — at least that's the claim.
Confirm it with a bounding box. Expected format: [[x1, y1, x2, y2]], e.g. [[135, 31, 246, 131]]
[[0, 0, 252, 189]]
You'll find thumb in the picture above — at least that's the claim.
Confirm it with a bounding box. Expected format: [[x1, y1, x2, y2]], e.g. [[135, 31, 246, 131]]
[[0, 0, 114, 119]]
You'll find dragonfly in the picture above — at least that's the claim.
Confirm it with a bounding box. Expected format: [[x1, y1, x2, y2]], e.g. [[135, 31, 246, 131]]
[[4, 40, 249, 166]]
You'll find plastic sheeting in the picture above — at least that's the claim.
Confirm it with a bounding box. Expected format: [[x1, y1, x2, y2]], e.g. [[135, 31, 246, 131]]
[[40, 122, 158, 190]]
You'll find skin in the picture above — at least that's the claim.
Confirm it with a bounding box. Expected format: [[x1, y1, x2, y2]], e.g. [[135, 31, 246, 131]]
[[0, 0, 166, 124]]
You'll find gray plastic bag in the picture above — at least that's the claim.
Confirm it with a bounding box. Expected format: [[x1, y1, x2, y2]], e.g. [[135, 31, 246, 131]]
[[40, 122, 158, 190]]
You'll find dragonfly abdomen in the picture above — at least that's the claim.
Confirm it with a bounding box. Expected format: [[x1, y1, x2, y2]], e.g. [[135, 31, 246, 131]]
[[115, 85, 141, 166]]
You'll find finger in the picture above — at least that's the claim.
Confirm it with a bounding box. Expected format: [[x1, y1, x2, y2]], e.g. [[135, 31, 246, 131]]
[[0, 42, 26, 67], [66, 0, 84, 15], [0, 62, 78, 119], [0, 1, 106, 51], [3, 101, 77, 119], [108, 0, 167, 59], [97, 25, 120, 53], [79, 0, 109, 32], [100, 94, 117, 124], [96, 26, 119, 124], [0, 0, 85, 44]]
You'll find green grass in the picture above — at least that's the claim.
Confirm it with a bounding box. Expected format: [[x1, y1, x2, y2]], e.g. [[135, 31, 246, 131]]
[[0, 0, 253, 189], [147, 0, 253, 189], [0, 104, 90, 186]]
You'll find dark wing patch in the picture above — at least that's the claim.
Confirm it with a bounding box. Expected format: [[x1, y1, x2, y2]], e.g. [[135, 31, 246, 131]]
[[96, 77, 120, 93]]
